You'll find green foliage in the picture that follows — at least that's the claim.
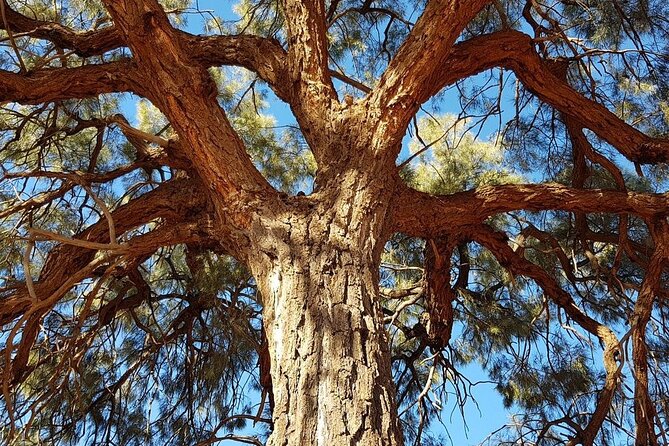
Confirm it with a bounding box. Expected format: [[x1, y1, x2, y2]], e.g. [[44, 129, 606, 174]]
[[404, 114, 520, 194], [2, 0, 669, 445]]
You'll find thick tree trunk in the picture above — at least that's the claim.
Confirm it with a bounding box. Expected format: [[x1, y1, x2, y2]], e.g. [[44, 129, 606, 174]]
[[248, 170, 404, 446]]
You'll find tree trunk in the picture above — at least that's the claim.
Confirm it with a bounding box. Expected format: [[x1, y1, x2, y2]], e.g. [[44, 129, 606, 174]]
[[248, 170, 404, 446]]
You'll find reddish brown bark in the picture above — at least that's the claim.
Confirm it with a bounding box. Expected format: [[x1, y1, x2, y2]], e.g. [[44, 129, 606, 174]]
[[0, 60, 139, 104], [0, 0, 123, 56], [1, 0, 669, 444], [630, 220, 667, 446]]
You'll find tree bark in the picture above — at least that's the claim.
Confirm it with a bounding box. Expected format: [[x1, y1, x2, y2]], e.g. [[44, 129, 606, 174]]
[[248, 169, 404, 446]]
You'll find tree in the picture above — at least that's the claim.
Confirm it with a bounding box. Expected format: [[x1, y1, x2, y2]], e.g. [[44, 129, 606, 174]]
[[1, 0, 669, 444]]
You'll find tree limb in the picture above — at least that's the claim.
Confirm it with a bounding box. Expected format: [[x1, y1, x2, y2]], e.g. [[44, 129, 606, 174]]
[[423, 237, 457, 348], [186, 33, 291, 102], [0, 59, 138, 104], [423, 30, 669, 164], [0, 0, 123, 56], [279, 0, 335, 101], [469, 225, 623, 445], [101, 0, 280, 235], [0, 179, 209, 326], [393, 183, 669, 238], [368, 0, 492, 146], [630, 219, 667, 446]]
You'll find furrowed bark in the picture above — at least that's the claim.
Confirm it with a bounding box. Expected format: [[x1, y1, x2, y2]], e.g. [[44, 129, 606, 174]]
[[280, 0, 333, 94], [369, 0, 492, 146], [0, 60, 139, 104], [248, 168, 403, 446], [0, 0, 123, 56], [101, 0, 278, 239], [252, 247, 402, 446], [393, 183, 669, 238]]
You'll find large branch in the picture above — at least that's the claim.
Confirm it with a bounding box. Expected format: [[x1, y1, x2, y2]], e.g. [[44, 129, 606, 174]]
[[630, 220, 667, 446], [0, 179, 209, 327], [101, 0, 279, 233], [469, 225, 622, 445], [0, 0, 123, 56], [0, 59, 138, 104], [272, 0, 343, 165], [424, 30, 669, 164], [186, 33, 290, 101], [279, 0, 335, 101], [393, 183, 669, 238], [0, 0, 294, 102], [368, 0, 492, 145], [423, 237, 457, 348]]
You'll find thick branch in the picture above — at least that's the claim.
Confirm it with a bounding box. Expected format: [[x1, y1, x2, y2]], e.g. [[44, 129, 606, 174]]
[[423, 237, 457, 348], [279, 0, 335, 100], [630, 220, 667, 446], [426, 31, 669, 164], [102, 0, 279, 235], [0, 59, 138, 104], [0, 0, 299, 104], [0, 0, 123, 56], [271, 0, 344, 166], [186, 33, 290, 101], [393, 183, 669, 238], [0, 0, 333, 108], [368, 0, 492, 145], [470, 225, 622, 444]]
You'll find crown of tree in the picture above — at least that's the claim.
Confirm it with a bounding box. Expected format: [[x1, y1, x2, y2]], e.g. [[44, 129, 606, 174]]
[[1, 1, 669, 445]]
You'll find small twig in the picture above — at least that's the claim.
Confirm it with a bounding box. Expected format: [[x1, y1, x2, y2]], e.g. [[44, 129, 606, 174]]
[[380, 262, 424, 272], [329, 69, 372, 94], [81, 183, 118, 245], [493, 0, 511, 29], [107, 114, 171, 148], [28, 228, 128, 252], [21, 237, 37, 302]]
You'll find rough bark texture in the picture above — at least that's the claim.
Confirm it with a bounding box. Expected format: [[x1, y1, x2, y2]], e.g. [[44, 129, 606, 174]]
[[249, 169, 403, 445], [423, 238, 457, 348], [2, 0, 669, 444]]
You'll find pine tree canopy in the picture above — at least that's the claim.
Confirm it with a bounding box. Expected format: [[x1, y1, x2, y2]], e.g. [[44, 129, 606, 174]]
[[1, 1, 669, 445]]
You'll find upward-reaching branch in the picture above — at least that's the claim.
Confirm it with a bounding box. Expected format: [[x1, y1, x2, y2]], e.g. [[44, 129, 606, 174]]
[[280, 0, 335, 102], [101, 0, 279, 240], [368, 0, 492, 146], [410, 30, 669, 164], [276, 0, 342, 165]]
